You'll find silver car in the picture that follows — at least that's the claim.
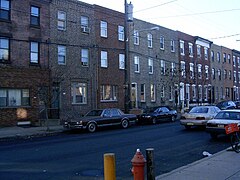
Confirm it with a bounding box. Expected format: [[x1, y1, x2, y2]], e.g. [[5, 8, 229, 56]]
[[180, 106, 221, 129], [206, 109, 240, 139]]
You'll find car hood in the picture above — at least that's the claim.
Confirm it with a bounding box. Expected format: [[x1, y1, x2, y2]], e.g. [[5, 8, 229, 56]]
[[207, 119, 240, 125]]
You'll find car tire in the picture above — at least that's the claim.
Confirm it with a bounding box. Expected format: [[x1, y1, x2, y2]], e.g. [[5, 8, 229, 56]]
[[121, 119, 129, 129], [171, 116, 176, 122], [87, 122, 97, 133], [152, 117, 157, 124]]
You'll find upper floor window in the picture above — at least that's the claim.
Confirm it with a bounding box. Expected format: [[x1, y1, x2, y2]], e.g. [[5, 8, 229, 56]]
[[148, 58, 153, 74], [58, 45, 66, 65], [58, 11, 66, 30], [100, 21, 107, 37], [229, 70, 232, 80], [0, 0, 10, 20], [223, 53, 226, 62], [133, 30, 139, 45], [218, 69, 221, 80], [134, 56, 140, 72], [147, 33, 153, 48], [170, 62, 176, 76], [30, 6, 40, 26], [190, 63, 194, 79], [211, 50, 214, 61], [81, 16, 90, 33], [197, 64, 202, 79], [30, 42, 39, 64], [160, 36, 164, 50], [180, 61, 185, 77], [150, 84, 156, 102], [101, 51, 108, 67], [233, 55, 236, 66], [204, 47, 208, 60], [81, 49, 89, 67], [224, 69, 227, 79], [228, 54, 231, 63], [119, 53, 125, 69], [212, 68, 215, 79], [160, 60, 166, 75], [170, 40, 175, 52], [0, 37, 9, 61], [188, 43, 193, 57], [140, 84, 145, 102], [118, 25, 124, 41], [180, 40, 184, 55], [205, 65, 209, 79], [217, 52, 220, 62], [238, 57, 240, 68], [197, 45, 201, 57]]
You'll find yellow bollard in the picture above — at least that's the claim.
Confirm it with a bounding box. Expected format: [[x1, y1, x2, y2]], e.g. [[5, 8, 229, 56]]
[[104, 153, 116, 180]]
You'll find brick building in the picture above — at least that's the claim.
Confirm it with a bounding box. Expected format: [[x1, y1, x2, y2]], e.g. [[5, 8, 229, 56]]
[[0, 0, 50, 126], [232, 49, 240, 100]]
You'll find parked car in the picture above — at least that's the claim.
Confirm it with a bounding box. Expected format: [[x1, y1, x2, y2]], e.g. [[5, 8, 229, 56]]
[[206, 109, 240, 139], [216, 100, 236, 110], [180, 106, 221, 129], [63, 108, 137, 132], [234, 101, 240, 109], [137, 106, 177, 124]]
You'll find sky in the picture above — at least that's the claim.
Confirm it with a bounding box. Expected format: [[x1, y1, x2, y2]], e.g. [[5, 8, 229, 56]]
[[79, 0, 240, 51]]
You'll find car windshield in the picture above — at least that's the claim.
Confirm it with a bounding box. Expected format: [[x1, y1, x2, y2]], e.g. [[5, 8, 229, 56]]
[[85, 110, 103, 116], [214, 111, 240, 120], [189, 107, 208, 113]]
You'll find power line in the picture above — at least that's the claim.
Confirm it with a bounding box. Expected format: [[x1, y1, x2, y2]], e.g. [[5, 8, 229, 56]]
[[210, 33, 240, 40]]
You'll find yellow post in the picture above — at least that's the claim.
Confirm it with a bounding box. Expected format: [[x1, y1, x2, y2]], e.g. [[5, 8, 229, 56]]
[[104, 153, 116, 180]]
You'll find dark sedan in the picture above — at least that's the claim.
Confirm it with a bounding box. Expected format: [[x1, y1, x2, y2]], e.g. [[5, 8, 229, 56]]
[[63, 108, 137, 132], [137, 106, 177, 124]]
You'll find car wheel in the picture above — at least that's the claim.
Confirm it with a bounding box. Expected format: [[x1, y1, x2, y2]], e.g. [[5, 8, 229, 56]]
[[184, 125, 191, 130], [87, 122, 97, 133], [121, 119, 129, 129], [152, 118, 157, 124], [210, 133, 218, 139], [171, 116, 176, 122]]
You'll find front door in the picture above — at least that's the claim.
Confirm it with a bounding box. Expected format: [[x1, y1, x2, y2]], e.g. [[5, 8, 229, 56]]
[[131, 83, 137, 108]]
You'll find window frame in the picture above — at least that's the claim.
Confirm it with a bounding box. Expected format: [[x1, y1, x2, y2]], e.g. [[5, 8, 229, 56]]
[[0, 0, 10, 20], [160, 36, 164, 50], [147, 33, 153, 48], [71, 82, 87, 104], [148, 58, 153, 74], [101, 51, 108, 68], [100, 85, 118, 102], [30, 41, 39, 64], [81, 48, 89, 67], [119, 53, 125, 70], [134, 56, 140, 73], [58, 45, 66, 65], [118, 25, 124, 41], [0, 37, 9, 62], [30, 5, 40, 26], [100, 21, 107, 38], [133, 30, 139, 45], [58, 11, 66, 31]]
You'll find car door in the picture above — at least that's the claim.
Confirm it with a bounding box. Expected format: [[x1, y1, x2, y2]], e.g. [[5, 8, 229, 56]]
[[100, 109, 112, 126], [156, 107, 167, 121], [110, 109, 122, 125], [161, 107, 171, 121]]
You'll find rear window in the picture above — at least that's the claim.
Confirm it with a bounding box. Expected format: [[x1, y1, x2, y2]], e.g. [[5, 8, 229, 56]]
[[190, 107, 208, 113]]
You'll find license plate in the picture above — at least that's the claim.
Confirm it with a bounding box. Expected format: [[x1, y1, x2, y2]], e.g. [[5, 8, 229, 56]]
[[187, 123, 194, 126], [218, 124, 224, 128]]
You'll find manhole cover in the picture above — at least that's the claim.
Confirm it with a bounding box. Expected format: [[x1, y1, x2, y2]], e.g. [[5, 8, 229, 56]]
[[80, 169, 104, 177]]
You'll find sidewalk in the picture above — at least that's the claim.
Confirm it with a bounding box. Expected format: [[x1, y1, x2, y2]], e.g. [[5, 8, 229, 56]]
[[0, 124, 240, 179]]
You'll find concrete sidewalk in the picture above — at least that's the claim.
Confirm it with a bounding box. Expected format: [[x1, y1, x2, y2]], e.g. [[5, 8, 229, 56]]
[[156, 148, 240, 180]]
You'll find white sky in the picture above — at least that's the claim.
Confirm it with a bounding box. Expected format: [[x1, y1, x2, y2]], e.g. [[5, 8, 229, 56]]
[[80, 0, 240, 51]]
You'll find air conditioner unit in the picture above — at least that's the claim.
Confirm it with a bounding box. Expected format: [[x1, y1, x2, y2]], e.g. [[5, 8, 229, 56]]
[[81, 26, 90, 33]]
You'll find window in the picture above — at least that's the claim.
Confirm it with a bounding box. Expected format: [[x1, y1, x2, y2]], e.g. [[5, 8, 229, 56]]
[[225, 87, 230, 98], [58, 11, 66, 30], [234, 71, 237, 83], [118, 25, 124, 41], [100, 85, 118, 101], [148, 58, 153, 74], [161, 60, 166, 75], [217, 52, 220, 62], [0, 0, 10, 20], [228, 54, 231, 63], [181, 61, 185, 77], [71, 83, 87, 104], [170, 40, 175, 52], [81, 16, 89, 33], [238, 57, 240, 68], [198, 64, 202, 79], [229, 70, 231, 80], [205, 65, 209, 79], [186, 84, 190, 100], [198, 85, 202, 101], [147, 33, 152, 48], [180, 40, 184, 55], [133, 30, 139, 45], [192, 85, 196, 100], [204, 47, 208, 60], [170, 62, 176, 77], [0, 89, 30, 107], [100, 21, 107, 37], [188, 43, 193, 57], [119, 54, 125, 69], [150, 84, 155, 102], [81, 49, 89, 66], [223, 53, 226, 62], [238, 72, 240, 83], [134, 56, 140, 72], [30, 42, 39, 64], [0, 37, 9, 61], [58, 45, 66, 65], [160, 86, 165, 98], [212, 68, 215, 79], [160, 36, 164, 50], [204, 85, 208, 101], [224, 69, 227, 79], [218, 69, 221, 80], [101, 51, 107, 67], [233, 55, 236, 66], [140, 84, 145, 102], [211, 50, 214, 61], [30, 6, 40, 26], [190, 63, 194, 79], [197, 45, 201, 57], [169, 86, 173, 100]]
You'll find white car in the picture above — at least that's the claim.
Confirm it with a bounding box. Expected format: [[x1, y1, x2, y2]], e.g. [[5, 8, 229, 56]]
[[206, 109, 240, 139], [180, 106, 221, 129]]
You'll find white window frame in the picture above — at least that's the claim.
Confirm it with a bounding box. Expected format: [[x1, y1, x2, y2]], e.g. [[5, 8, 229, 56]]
[[100, 21, 107, 37], [150, 84, 156, 102], [188, 43, 193, 57], [0, 37, 9, 61], [171, 40, 175, 52], [58, 45, 66, 65], [81, 49, 89, 67], [134, 56, 140, 73], [198, 64, 202, 79], [133, 30, 139, 45], [118, 25, 124, 41], [30, 42, 39, 64], [101, 51, 108, 68], [205, 65, 209, 79], [161, 60, 166, 75], [180, 40, 184, 55], [140, 84, 145, 102], [81, 16, 90, 33], [147, 33, 153, 48], [57, 11, 66, 30], [119, 53, 125, 69], [197, 45, 201, 57], [181, 61, 185, 78], [148, 58, 153, 74], [160, 36, 164, 50], [100, 85, 118, 101], [204, 47, 208, 60], [190, 63, 194, 79]]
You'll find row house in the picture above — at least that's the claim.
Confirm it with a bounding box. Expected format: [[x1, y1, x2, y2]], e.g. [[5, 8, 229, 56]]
[[0, 0, 51, 126], [128, 19, 179, 110], [232, 49, 240, 100], [177, 31, 212, 110]]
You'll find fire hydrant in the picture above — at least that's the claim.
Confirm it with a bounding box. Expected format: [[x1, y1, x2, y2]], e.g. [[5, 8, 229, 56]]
[[131, 149, 146, 180]]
